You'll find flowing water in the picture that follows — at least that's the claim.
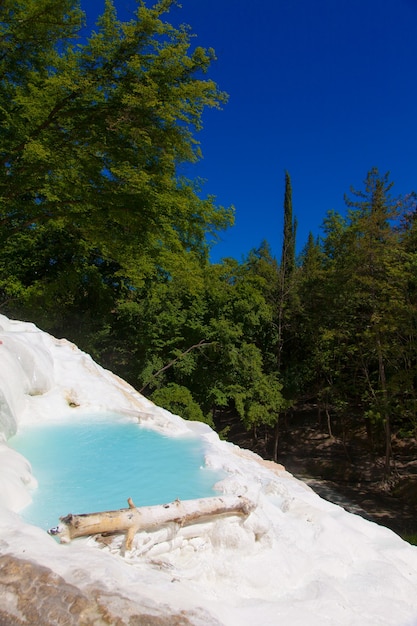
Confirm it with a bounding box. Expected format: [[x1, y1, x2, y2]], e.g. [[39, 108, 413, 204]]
[[9, 413, 224, 530]]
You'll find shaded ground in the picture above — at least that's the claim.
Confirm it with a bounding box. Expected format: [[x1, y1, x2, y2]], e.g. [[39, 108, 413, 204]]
[[216, 410, 417, 540]]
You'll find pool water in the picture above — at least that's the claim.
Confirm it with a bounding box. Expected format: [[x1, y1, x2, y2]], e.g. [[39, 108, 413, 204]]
[[9, 414, 224, 530]]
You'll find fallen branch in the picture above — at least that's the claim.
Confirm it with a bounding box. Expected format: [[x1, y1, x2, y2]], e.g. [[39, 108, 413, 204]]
[[48, 495, 256, 551]]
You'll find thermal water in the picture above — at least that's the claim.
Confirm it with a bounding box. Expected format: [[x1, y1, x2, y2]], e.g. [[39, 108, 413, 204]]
[[9, 413, 224, 530]]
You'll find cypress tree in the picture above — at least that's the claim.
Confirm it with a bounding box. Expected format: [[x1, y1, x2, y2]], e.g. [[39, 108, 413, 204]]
[[268, 171, 299, 460], [277, 171, 297, 370], [281, 171, 296, 277]]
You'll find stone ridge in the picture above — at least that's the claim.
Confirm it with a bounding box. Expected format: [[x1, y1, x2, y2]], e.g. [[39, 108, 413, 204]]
[[0, 554, 215, 626]]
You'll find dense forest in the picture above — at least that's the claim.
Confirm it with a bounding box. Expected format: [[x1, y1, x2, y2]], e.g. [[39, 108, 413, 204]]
[[1, 0, 417, 497]]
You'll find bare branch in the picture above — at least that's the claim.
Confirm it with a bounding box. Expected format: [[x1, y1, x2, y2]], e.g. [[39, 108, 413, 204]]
[[140, 339, 212, 394]]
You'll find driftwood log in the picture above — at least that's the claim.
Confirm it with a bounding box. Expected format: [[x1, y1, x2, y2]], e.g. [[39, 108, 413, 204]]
[[48, 495, 256, 551]]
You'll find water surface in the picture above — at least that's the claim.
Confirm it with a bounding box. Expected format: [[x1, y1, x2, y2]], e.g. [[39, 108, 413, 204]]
[[10, 413, 224, 530]]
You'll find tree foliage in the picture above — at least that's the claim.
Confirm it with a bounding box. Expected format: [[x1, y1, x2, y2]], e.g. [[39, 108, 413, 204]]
[[295, 169, 417, 475], [0, 0, 232, 291]]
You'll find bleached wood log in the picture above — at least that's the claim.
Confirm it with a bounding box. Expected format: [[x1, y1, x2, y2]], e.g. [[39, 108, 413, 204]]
[[48, 495, 256, 551]]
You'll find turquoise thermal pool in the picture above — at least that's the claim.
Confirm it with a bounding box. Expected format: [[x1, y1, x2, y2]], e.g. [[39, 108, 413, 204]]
[[9, 414, 224, 530]]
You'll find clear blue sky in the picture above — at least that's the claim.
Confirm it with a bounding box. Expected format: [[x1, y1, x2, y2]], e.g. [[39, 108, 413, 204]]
[[82, 0, 417, 262]]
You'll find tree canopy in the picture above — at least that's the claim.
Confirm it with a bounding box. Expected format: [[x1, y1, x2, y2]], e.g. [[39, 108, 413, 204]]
[[0, 0, 232, 284]]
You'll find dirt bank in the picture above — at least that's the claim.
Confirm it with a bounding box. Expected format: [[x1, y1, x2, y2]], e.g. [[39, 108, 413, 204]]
[[216, 410, 417, 540]]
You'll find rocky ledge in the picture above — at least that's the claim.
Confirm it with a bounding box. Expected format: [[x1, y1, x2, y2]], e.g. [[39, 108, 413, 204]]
[[0, 554, 218, 626]]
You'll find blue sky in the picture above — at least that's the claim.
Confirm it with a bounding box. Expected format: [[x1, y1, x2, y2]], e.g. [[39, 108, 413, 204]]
[[82, 0, 417, 262]]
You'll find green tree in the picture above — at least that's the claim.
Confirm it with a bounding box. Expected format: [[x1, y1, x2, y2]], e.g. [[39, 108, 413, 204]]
[[295, 232, 327, 401], [281, 171, 297, 278], [344, 169, 410, 475], [0, 0, 232, 315], [96, 250, 285, 437], [395, 193, 417, 437], [299, 169, 412, 476], [202, 251, 285, 455], [277, 171, 298, 372], [0, 219, 121, 344]]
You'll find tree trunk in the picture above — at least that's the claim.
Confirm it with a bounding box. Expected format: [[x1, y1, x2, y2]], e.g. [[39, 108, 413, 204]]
[[325, 405, 333, 439], [273, 420, 279, 463], [49, 495, 256, 551], [364, 414, 375, 456], [376, 332, 393, 478]]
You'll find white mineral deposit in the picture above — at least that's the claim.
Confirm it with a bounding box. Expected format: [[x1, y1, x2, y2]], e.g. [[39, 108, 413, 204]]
[[1, 314, 417, 625]]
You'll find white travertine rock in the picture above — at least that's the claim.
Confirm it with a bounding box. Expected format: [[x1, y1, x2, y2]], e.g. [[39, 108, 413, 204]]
[[1, 313, 417, 626]]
